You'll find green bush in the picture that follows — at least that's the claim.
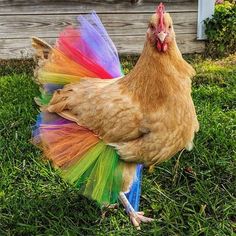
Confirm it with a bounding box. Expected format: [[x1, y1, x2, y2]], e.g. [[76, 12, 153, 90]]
[[204, 1, 236, 58]]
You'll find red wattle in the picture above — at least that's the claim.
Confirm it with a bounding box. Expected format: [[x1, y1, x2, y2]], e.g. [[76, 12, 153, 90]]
[[162, 42, 168, 52], [157, 41, 162, 52]]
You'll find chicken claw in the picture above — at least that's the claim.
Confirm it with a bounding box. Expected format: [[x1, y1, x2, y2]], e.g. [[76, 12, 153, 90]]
[[101, 203, 118, 218], [119, 192, 154, 230], [129, 211, 154, 230]]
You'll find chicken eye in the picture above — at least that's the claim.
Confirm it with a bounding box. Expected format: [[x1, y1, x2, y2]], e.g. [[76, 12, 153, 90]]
[[169, 25, 172, 29], [149, 24, 155, 31]]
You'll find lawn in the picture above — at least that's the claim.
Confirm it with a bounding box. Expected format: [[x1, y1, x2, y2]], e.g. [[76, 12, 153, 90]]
[[0, 54, 235, 235]]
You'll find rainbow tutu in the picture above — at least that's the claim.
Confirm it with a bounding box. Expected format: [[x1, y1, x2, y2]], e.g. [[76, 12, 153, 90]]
[[33, 12, 142, 209]]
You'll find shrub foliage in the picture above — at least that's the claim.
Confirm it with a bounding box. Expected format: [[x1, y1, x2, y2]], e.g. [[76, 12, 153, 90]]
[[204, 1, 236, 58]]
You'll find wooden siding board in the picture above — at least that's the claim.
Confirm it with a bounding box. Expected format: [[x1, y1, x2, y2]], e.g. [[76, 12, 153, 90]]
[[0, 34, 204, 59], [0, 12, 198, 39], [0, 1, 198, 15]]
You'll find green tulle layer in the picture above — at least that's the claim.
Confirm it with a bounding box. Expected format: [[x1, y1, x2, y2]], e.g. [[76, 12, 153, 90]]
[[60, 141, 124, 205]]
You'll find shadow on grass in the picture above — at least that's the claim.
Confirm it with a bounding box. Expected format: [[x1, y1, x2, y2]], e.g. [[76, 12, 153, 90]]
[[1, 185, 102, 235]]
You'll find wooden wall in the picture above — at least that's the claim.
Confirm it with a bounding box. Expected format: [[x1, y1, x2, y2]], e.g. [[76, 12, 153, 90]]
[[0, 0, 205, 59]]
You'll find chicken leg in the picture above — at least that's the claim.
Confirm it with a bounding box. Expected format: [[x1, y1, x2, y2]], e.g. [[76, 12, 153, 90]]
[[119, 192, 154, 230]]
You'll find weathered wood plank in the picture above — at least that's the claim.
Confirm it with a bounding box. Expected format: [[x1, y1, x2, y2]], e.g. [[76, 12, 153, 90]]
[[0, 0, 198, 14], [0, 34, 204, 59], [0, 12, 198, 39]]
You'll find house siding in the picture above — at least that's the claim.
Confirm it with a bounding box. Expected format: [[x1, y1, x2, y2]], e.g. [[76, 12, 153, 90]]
[[0, 0, 205, 59]]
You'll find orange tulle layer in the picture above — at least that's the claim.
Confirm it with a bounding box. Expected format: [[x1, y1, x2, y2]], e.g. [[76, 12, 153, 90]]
[[38, 122, 99, 168]]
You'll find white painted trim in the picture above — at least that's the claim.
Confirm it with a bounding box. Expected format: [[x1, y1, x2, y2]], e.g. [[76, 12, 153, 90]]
[[197, 0, 215, 40]]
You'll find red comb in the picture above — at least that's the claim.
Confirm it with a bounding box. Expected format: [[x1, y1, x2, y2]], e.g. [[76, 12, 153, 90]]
[[156, 2, 165, 32]]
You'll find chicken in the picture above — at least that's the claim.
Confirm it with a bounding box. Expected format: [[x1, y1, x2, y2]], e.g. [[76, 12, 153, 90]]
[[32, 3, 199, 229]]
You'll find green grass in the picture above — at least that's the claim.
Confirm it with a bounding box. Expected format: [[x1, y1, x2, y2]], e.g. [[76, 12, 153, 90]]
[[0, 54, 235, 236]]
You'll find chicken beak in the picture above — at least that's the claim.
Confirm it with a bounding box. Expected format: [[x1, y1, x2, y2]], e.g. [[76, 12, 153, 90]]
[[157, 31, 167, 43]]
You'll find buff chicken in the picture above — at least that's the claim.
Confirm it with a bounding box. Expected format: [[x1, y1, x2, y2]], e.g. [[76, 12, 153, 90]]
[[32, 3, 199, 229]]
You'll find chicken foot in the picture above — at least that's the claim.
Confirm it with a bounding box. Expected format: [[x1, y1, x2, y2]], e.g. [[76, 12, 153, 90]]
[[119, 192, 154, 230]]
